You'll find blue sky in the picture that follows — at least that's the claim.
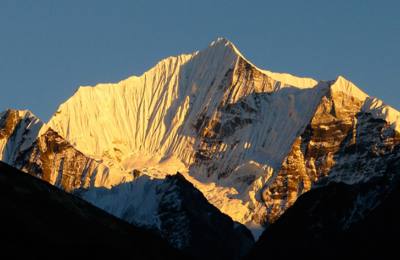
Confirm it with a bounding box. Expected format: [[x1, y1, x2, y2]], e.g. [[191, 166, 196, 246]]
[[0, 0, 399, 120]]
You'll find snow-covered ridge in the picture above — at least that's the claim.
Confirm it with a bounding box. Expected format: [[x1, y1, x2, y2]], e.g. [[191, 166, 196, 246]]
[[364, 98, 400, 132], [331, 75, 400, 131], [211, 37, 318, 88], [331, 75, 369, 100]]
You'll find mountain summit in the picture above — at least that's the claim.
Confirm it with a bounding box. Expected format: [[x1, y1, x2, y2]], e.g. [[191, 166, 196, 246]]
[[1, 38, 399, 256]]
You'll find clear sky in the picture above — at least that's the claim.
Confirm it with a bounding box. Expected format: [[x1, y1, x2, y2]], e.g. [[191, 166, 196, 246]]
[[0, 0, 399, 120]]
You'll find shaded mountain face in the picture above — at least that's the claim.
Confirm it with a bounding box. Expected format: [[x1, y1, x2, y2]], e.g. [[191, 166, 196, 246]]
[[157, 174, 254, 258], [0, 161, 182, 259], [248, 145, 400, 259], [79, 173, 254, 259], [1, 38, 400, 258]]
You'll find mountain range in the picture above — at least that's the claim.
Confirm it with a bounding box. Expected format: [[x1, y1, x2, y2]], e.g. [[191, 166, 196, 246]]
[[1, 38, 399, 259]]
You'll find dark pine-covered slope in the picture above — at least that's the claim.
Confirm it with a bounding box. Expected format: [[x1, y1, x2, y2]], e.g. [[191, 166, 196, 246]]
[[248, 145, 400, 259], [0, 161, 185, 259]]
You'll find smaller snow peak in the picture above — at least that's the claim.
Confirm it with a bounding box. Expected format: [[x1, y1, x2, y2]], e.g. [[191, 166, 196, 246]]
[[0, 109, 38, 121], [330, 75, 369, 101], [330, 76, 400, 132], [334, 75, 354, 87], [363, 97, 400, 132]]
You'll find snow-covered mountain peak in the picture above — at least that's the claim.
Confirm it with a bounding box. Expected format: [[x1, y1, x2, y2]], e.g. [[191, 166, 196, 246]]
[[0, 109, 43, 133], [0, 108, 35, 119], [45, 39, 333, 233], [363, 97, 400, 132], [206, 38, 320, 89], [330, 75, 400, 131], [208, 37, 242, 55], [0, 109, 44, 164], [331, 75, 369, 100], [8, 39, 395, 240]]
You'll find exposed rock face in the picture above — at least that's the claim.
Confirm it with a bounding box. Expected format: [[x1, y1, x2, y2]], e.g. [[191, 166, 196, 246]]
[[249, 142, 400, 259], [261, 78, 400, 224], [19, 129, 124, 192], [0, 110, 132, 192], [0, 110, 20, 138], [0, 109, 43, 165]]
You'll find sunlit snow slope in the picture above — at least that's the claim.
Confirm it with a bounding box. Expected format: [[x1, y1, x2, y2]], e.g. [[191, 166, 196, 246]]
[[45, 38, 400, 235]]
